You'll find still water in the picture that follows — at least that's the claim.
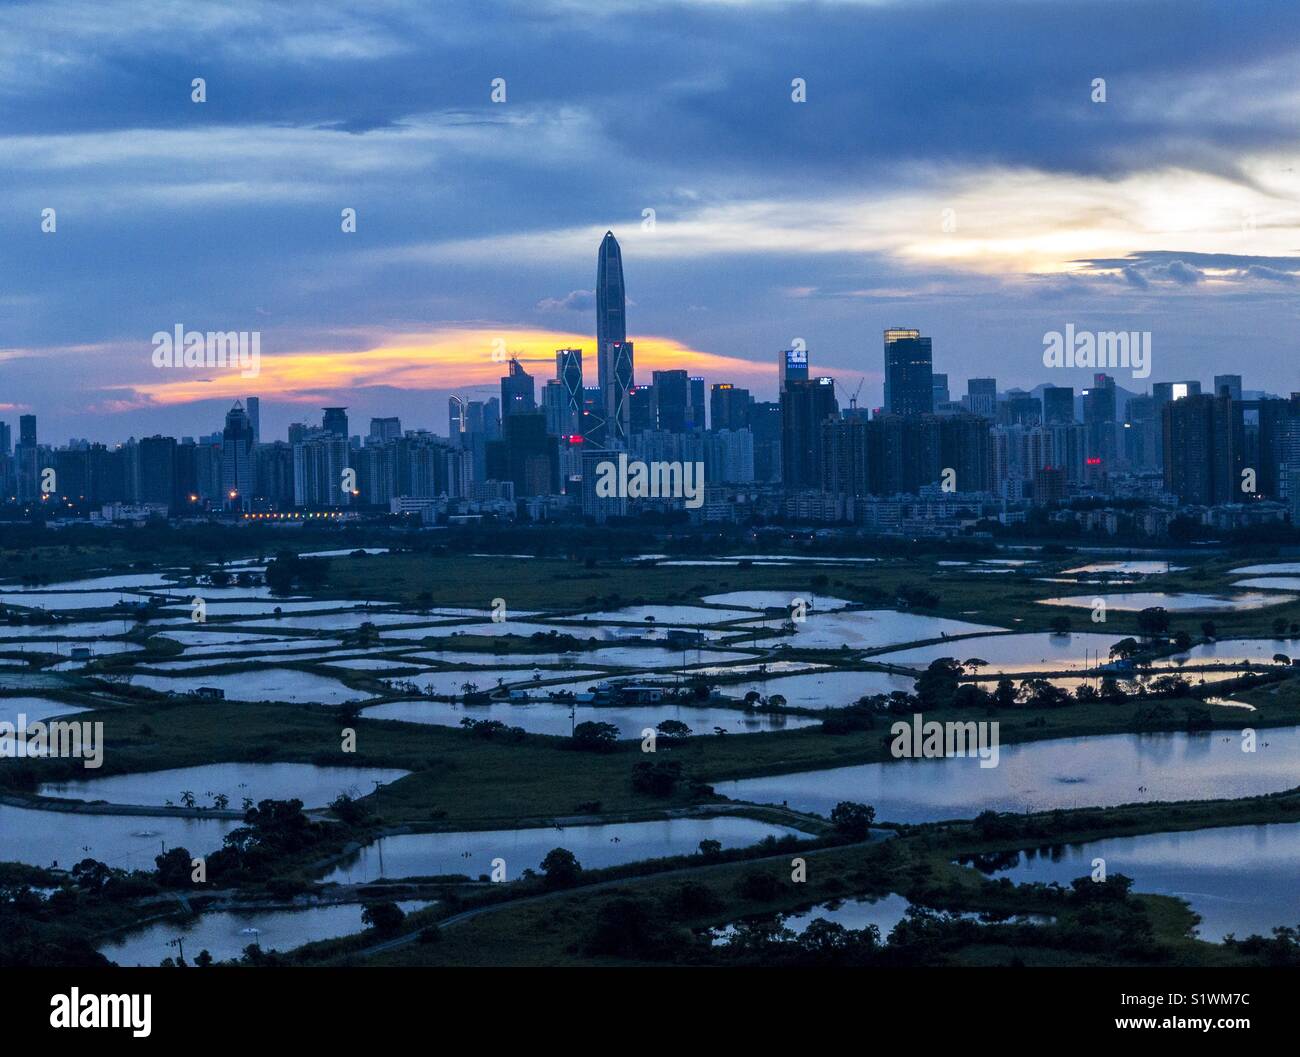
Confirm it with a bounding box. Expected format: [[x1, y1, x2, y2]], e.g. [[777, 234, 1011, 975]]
[[40, 762, 411, 810], [320, 817, 810, 884], [717, 728, 1300, 822], [99, 899, 433, 966], [0, 803, 237, 870], [963, 822, 1300, 942], [361, 698, 821, 737]]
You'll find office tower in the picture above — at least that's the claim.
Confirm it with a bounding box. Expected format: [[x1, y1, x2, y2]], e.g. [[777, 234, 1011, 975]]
[[596, 231, 633, 442], [596, 231, 626, 370], [254, 441, 295, 508], [1042, 385, 1074, 426], [1151, 381, 1200, 471], [866, 414, 941, 495], [221, 401, 256, 509], [965, 377, 997, 417], [781, 377, 838, 489], [293, 428, 351, 507], [245, 396, 261, 445], [1214, 374, 1243, 402], [688, 376, 706, 430], [704, 429, 755, 483], [542, 380, 566, 436], [581, 385, 606, 444], [555, 348, 584, 434], [1123, 395, 1157, 470], [486, 412, 557, 496], [1242, 397, 1291, 499], [779, 347, 809, 392], [1162, 392, 1241, 505], [1082, 374, 1117, 469], [501, 357, 536, 416], [883, 329, 934, 416], [0, 422, 10, 455], [1153, 380, 1202, 404], [710, 384, 751, 432], [19, 415, 36, 448], [821, 418, 871, 497], [322, 407, 349, 438], [651, 369, 690, 432], [138, 435, 178, 508], [628, 384, 655, 434], [998, 391, 1041, 427], [749, 401, 783, 483], [939, 414, 993, 492], [601, 341, 635, 442], [369, 417, 402, 443], [931, 373, 950, 407]]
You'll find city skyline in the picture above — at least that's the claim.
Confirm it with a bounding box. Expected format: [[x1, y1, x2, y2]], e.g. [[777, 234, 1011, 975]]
[[6, 0, 1300, 441]]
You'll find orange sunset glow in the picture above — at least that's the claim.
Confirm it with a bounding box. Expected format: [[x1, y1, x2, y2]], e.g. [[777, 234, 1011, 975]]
[[122, 327, 771, 407]]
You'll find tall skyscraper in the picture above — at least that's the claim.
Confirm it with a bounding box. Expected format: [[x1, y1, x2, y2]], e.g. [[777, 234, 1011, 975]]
[[688, 376, 706, 430], [221, 401, 256, 509], [369, 417, 402, 442], [883, 329, 934, 416], [931, 373, 950, 407], [1214, 374, 1243, 402], [322, 407, 349, 438], [1082, 374, 1117, 469], [555, 348, 584, 435], [1042, 385, 1074, 426], [966, 377, 997, 417], [781, 377, 838, 489], [710, 383, 751, 432], [245, 396, 261, 445], [779, 347, 809, 392], [602, 341, 635, 443], [596, 231, 626, 363], [652, 369, 690, 432], [19, 415, 36, 448], [1163, 392, 1241, 505], [501, 357, 536, 416]]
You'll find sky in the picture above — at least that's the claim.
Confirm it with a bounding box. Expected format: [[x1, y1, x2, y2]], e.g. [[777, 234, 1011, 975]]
[[4, 0, 1300, 444]]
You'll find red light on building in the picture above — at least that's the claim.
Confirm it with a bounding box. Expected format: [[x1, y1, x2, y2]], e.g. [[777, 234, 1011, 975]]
[[566, 434, 584, 444], [1086, 457, 1102, 466]]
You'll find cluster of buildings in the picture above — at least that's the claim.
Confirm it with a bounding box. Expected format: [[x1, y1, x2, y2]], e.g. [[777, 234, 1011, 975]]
[[4, 232, 1299, 538]]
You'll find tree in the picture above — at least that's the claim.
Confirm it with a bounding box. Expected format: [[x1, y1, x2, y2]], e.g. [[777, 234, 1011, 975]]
[[1049, 615, 1072, 635], [571, 721, 619, 752], [631, 760, 683, 796], [698, 838, 722, 858], [1200, 620, 1217, 640], [154, 847, 193, 887], [1135, 607, 1170, 638], [915, 658, 963, 709], [1109, 637, 1140, 661], [656, 719, 693, 740], [829, 801, 875, 839], [1173, 629, 1191, 651], [361, 901, 406, 934], [539, 847, 582, 888]]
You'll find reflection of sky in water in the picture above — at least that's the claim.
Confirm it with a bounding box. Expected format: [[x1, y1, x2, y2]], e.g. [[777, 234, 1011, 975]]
[[974, 822, 1300, 942], [719, 728, 1300, 822]]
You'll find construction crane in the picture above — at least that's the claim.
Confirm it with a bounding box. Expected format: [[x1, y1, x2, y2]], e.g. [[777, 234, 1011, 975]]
[[834, 376, 866, 410]]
